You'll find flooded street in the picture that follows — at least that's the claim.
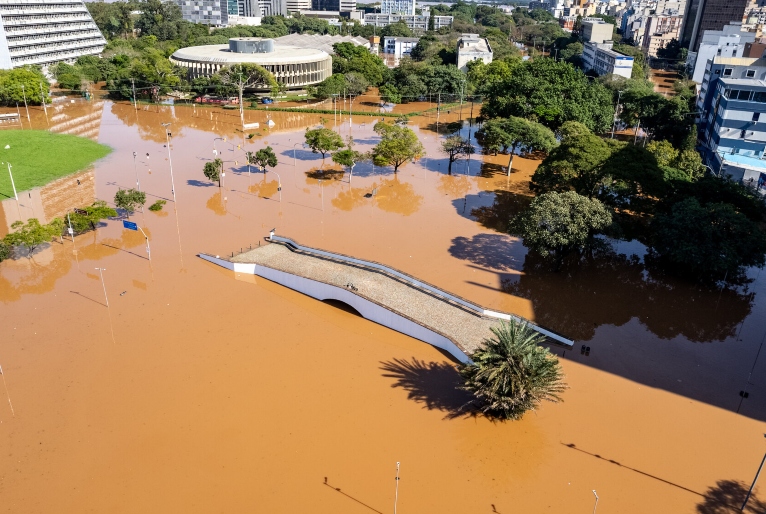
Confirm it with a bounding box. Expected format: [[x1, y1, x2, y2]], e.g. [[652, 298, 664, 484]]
[[0, 97, 765, 513]]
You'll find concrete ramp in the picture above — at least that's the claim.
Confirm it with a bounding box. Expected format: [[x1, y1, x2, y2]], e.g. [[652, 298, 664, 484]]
[[199, 236, 573, 362]]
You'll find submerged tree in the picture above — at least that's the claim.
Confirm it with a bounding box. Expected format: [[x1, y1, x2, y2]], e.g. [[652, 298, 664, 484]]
[[247, 146, 278, 173], [305, 127, 344, 159], [371, 121, 425, 172], [203, 158, 223, 187], [458, 320, 567, 420], [441, 135, 474, 174], [510, 191, 612, 269], [477, 117, 557, 175], [331, 137, 365, 180], [4, 218, 62, 257], [114, 188, 146, 218]]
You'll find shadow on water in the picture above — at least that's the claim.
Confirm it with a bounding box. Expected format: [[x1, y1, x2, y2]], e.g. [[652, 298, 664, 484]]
[[187, 179, 215, 187], [502, 250, 754, 344], [696, 479, 766, 513], [448, 233, 526, 272], [379, 358, 476, 419]]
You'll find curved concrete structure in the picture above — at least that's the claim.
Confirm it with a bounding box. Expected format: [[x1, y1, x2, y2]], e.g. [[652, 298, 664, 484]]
[[170, 37, 332, 90], [198, 236, 573, 363]]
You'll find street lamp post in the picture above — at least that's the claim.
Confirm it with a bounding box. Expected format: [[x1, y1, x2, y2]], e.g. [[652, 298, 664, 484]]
[[592, 490, 599, 514], [20, 85, 30, 124], [293, 142, 302, 166], [273, 171, 282, 202], [138, 226, 151, 261], [132, 151, 140, 192], [161, 123, 176, 203], [4, 162, 17, 202], [394, 462, 401, 514], [95, 267, 109, 307]]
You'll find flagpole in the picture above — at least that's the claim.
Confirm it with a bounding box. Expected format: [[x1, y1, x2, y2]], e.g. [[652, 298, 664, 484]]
[[0, 364, 15, 417]]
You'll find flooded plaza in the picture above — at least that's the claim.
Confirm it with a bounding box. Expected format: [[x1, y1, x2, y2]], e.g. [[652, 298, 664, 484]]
[[0, 95, 765, 513]]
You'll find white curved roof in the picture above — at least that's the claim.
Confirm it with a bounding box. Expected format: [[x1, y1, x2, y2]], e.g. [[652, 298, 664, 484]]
[[171, 44, 330, 65]]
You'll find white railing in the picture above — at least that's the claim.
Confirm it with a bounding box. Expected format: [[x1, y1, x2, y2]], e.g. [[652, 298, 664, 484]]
[[268, 235, 574, 347]]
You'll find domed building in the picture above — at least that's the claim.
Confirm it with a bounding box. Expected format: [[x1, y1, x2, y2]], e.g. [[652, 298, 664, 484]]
[[170, 38, 332, 90]]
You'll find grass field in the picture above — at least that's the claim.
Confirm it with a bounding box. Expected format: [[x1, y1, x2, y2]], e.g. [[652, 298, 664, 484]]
[[0, 130, 111, 198]]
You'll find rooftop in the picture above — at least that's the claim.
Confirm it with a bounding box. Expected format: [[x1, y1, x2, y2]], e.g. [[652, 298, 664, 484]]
[[272, 33, 370, 54], [171, 43, 329, 65]]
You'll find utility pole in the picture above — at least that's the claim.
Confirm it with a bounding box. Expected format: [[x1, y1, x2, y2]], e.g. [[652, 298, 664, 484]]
[[20, 84, 30, 123], [95, 267, 109, 307], [132, 151, 140, 192], [5, 162, 17, 202], [394, 462, 401, 514], [161, 123, 177, 203]]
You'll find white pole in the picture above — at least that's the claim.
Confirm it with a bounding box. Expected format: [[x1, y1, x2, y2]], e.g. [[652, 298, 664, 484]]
[[133, 151, 140, 192], [95, 267, 109, 307], [162, 123, 176, 203], [394, 462, 401, 514], [139, 226, 151, 261], [39, 82, 48, 125], [6, 163, 18, 202], [0, 364, 14, 417], [67, 211, 74, 244], [592, 490, 599, 514]]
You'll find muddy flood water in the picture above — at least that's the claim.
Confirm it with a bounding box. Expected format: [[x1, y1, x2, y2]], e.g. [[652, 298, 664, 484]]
[[1, 96, 765, 513]]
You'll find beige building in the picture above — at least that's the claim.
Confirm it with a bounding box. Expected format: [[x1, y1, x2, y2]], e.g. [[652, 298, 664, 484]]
[[581, 19, 614, 43], [171, 38, 332, 90]]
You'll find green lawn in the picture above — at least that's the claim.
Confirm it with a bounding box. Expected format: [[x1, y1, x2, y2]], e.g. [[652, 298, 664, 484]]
[[0, 130, 111, 198]]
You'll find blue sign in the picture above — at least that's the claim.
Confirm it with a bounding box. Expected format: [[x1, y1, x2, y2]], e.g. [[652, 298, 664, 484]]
[[123, 220, 138, 231]]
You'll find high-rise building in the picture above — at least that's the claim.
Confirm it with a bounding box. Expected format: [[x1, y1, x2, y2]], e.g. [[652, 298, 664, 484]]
[[0, 0, 106, 69], [311, 0, 355, 11], [285, 0, 312, 12], [179, 0, 229, 26], [259, 0, 287, 16], [381, 0, 415, 15], [680, 0, 750, 51]]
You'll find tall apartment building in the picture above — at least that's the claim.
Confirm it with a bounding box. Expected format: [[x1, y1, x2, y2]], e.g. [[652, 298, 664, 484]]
[[381, 0, 415, 15], [311, 0, 356, 12], [363, 13, 452, 31], [680, 0, 750, 51], [582, 19, 614, 43], [178, 0, 228, 26], [0, 0, 106, 69], [689, 23, 755, 82], [641, 14, 684, 56]]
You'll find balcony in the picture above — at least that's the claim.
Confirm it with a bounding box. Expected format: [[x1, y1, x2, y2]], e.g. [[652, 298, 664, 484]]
[[2, 14, 92, 26], [6, 30, 102, 47], [9, 37, 105, 58], [5, 23, 97, 36]]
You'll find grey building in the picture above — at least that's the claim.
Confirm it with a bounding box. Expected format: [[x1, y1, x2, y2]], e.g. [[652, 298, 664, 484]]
[[178, 0, 228, 26], [0, 0, 106, 69], [581, 19, 614, 43], [363, 13, 452, 31]]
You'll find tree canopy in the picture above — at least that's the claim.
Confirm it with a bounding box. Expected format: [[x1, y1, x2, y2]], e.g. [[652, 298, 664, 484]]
[[479, 58, 614, 133], [458, 319, 566, 420], [204, 158, 223, 186], [476, 116, 557, 174], [248, 146, 278, 172], [114, 188, 147, 217], [305, 128, 344, 158], [441, 135, 474, 174], [371, 122, 425, 172]]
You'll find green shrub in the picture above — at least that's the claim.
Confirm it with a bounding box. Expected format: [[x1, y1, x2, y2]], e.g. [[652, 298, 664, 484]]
[[148, 199, 166, 211]]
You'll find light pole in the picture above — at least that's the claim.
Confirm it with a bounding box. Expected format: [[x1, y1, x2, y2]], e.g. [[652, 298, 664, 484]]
[[332, 93, 339, 126], [95, 267, 109, 307], [66, 210, 75, 245], [611, 90, 623, 139], [592, 490, 599, 514], [161, 123, 176, 203], [394, 462, 401, 514], [138, 226, 151, 261], [3, 161, 17, 202], [132, 151, 140, 192], [741, 436, 766, 512], [292, 142, 302, 166]]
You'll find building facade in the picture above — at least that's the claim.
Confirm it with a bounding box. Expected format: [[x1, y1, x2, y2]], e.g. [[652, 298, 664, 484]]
[[0, 0, 106, 69], [582, 42, 634, 78], [582, 19, 614, 43], [383, 36, 419, 58], [680, 0, 750, 51], [698, 71, 766, 187], [363, 13, 452, 31], [456, 33, 492, 72], [178, 0, 228, 25], [689, 23, 755, 83], [380, 0, 415, 15], [171, 37, 332, 90]]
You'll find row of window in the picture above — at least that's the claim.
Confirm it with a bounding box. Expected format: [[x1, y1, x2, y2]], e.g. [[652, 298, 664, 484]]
[[6, 30, 101, 45], [720, 67, 757, 78], [723, 89, 766, 102]]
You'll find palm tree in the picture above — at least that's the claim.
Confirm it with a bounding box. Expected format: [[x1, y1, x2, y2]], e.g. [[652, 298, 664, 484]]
[[458, 320, 567, 420]]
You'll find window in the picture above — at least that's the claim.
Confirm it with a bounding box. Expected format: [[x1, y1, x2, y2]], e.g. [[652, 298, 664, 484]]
[[754, 91, 766, 102], [748, 69, 756, 78], [724, 68, 733, 76], [754, 112, 761, 122]]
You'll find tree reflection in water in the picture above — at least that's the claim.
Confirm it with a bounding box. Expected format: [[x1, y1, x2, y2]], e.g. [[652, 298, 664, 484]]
[[331, 177, 423, 216], [502, 249, 753, 343]]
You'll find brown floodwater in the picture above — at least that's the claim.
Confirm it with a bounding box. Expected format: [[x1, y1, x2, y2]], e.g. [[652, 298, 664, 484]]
[[1, 96, 765, 513]]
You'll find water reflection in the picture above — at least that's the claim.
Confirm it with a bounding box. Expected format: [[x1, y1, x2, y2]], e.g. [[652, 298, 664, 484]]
[[502, 250, 753, 343], [206, 191, 227, 216], [331, 177, 423, 215], [437, 175, 471, 199]]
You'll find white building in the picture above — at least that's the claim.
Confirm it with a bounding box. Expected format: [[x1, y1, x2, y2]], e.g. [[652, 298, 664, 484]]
[[383, 36, 419, 58], [0, 0, 106, 69], [689, 23, 756, 83], [582, 19, 614, 43], [582, 41, 634, 78], [363, 13, 452, 31], [381, 0, 415, 15], [456, 33, 492, 72]]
